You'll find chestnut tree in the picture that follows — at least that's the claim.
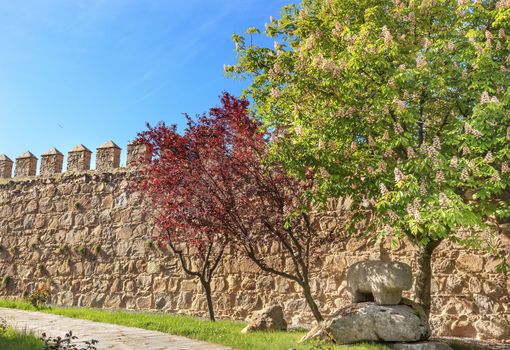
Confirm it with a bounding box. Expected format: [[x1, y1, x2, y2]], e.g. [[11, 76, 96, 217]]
[[227, 0, 510, 316]]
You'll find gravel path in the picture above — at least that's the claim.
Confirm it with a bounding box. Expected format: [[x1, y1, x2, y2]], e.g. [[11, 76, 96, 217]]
[[0, 307, 231, 350]]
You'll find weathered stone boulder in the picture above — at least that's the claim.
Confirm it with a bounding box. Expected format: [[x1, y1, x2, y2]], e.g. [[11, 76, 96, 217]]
[[391, 342, 453, 350], [301, 302, 430, 344], [347, 260, 412, 305], [241, 304, 287, 333]]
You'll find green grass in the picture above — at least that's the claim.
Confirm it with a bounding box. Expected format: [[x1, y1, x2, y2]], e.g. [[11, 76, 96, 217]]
[[0, 328, 43, 350], [0, 299, 391, 350]]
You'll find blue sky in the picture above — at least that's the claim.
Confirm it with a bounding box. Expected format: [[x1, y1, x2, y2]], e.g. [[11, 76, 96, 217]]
[[0, 0, 288, 168]]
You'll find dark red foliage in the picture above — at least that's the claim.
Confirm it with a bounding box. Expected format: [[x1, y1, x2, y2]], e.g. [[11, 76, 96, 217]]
[[131, 92, 326, 321]]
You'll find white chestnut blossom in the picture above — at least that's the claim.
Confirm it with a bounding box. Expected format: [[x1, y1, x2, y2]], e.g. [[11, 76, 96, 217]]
[[380, 183, 389, 195], [439, 192, 449, 207], [436, 170, 445, 183], [480, 91, 491, 104], [394, 168, 405, 183], [450, 156, 458, 168], [502, 161, 509, 174], [461, 168, 469, 181], [407, 147, 416, 159], [484, 151, 493, 163], [393, 122, 404, 134], [382, 26, 393, 45], [432, 136, 441, 150]]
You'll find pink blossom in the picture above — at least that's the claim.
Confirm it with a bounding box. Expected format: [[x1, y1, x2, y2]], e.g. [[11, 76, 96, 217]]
[[480, 91, 491, 104], [270, 88, 280, 98], [382, 26, 393, 45], [368, 135, 376, 147], [435, 170, 445, 183], [416, 54, 427, 68], [461, 168, 469, 181], [497, 0, 510, 9], [502, 161, 509, 174], [384, 149, 396, 158], [484, 151, 494, 163], [439, 192, 449, 207], [380, 183, 389, 195], [492, 171, 501, 182], [394, 168, 405, 183], [450, 156, 458, 168], [423, 37, 431, 49], [406, 199, 421, 222], [393, 97, 406, 112], [433, 136, 441, 150], [332, 22, 343, 38], [379, 161, 387, 172], [388, 210, 398, 222], [393, 122, 404, 134], [407, 147, 416, 159]]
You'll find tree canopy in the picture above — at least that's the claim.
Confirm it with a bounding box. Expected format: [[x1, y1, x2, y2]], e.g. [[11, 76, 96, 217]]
[[228, 0, 510, 313]]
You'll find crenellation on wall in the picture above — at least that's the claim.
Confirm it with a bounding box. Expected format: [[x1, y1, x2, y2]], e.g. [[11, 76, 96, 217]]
[[40, 148, 64, 176], [14, 151, 37, 177], [67, 144, 92, 172], [127, 143, 150, 166], [96, 141, 121, 172], [0, 154, 13, 179], [0, 169, 508, 343], [0, 141, 151, 180]]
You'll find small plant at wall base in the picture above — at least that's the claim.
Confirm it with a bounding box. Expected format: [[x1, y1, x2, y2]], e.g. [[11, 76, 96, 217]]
[[229, 0, 510, 316], [58, 245, 69, 255], [0, 317, 7, 335], [2, 275, 10, 289], [26, 285, 50, 309], [75, 246, 86, 256], [41, 331, 98, 350]]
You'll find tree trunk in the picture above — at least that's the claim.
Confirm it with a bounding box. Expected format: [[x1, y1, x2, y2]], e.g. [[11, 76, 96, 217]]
[[301, 282, 323, 322], [414, 240, 441, 318], [200, 279, 216, 322]]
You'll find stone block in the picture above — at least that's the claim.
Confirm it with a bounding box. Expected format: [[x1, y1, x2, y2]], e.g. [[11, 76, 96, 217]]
[[450, 315, 477, 337], [0, 154, 13, 178], [456, 253, 484, 273], [40, 148, 63, 176], [127, 142, 151, 166], [96, 140, 121, 171], [67, 144, 92, 172], [136, 295, 153, 309], [347, 260, 412, 305], [15, 151, 37, 177]]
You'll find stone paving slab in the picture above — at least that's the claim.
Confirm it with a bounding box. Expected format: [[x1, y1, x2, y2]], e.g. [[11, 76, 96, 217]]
[[0, 308, 232, 350]]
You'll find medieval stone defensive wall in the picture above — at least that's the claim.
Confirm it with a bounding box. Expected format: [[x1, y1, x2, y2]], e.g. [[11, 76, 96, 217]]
[[0, 141, 508, 342]]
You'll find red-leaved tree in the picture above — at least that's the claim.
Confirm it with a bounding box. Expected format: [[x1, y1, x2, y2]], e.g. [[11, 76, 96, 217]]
[[132, 93, 337, 322]]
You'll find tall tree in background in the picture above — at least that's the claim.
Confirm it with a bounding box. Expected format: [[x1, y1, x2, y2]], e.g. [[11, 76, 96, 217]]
[[132, 93, 336, 322], [227, 0, 510, 315]]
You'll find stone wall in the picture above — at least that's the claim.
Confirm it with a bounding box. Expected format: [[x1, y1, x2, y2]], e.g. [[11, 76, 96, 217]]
[[0, 170, 508, 342]]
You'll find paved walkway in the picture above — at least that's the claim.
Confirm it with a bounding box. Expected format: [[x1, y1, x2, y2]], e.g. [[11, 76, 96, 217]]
[[0, 308, 231, 350]]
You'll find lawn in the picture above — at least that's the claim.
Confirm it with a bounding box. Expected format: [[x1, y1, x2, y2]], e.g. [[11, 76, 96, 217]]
[[0, 327, 43, 350], [0, 299, 391, 350]]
